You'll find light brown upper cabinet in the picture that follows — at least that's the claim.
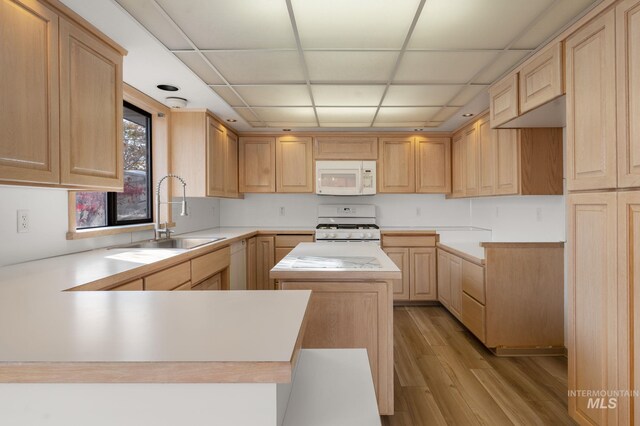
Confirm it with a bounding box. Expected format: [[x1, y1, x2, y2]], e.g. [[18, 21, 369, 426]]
[[450, 132, 465, 198], [239, 137, 276, 193], [276, 136, 313, 193], [617, 0, 640, 188], [463, 124, 479, 197], [566, 9, 617, 191], [450, 113, 562, 198], [0, 0, 125, 190], [477, 115, 495, 196], [378, 137, 415, 193], [489, 74, 519, 128], [171, 110, 241, 198], [314, 136, 377, 160], [519, 42, 564, 114], [415, 137, 451, 193]]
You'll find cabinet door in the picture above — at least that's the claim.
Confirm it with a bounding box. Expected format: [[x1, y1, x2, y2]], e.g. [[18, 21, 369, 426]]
[[0, 0, 59, 185], [383, 247, 410, 301], [59, 18, 123, 190], [437, 250, 451, 308], [617, 0, 640, 188], [519, 42, 564, 113], [409, 247, 436, 301], [618, 191, 640, 424], [416, 137, 451, 194], [256, 236, 275, 290], [477, 114, 495, 196], [566, 9, 617, 191], [494, 129, 520, 195], [489, 73, 518, 127], [449, 255, 463, 319], [206, 116, 226, 197], [567, 192, 619, 425], [246, 237, 257, 290], [276, 136, 313, 193], [225, 131, 239, 197], [463, 124, 479, 196], [239, 137, 276, 192], [451, 132, 465, 198], [314, 136, 377, 160], [379, 138, 415, 193]]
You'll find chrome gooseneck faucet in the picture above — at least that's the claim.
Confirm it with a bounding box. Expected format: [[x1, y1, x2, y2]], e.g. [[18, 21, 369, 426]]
[[155, 174, 188, 240]]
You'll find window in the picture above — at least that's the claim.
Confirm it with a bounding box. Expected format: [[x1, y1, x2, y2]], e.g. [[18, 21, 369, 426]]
[[75, 102, 153, 229]]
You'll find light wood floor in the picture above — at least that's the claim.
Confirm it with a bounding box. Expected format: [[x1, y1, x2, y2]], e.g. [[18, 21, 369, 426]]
[[381, 306, 575, 426]]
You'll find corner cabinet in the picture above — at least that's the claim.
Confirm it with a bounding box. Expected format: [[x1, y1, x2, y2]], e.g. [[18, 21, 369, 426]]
[[0, 0, 125, 190], [171, 110, 241, 198]]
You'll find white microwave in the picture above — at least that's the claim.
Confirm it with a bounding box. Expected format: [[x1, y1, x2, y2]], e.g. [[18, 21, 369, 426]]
[[315, 161, 376, 195]]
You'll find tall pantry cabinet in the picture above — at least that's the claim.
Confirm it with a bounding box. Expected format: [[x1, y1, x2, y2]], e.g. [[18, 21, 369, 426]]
[[566, 1, 640, 424]]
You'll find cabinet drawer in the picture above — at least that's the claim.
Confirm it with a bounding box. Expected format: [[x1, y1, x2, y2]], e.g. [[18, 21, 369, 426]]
[[111, 279, 143, 291], [145, 262, 190, 291], [275, 234, 314, 248], [462, 292, 486, 343], [275, 247, 292, 264], [382, 235, 436, 247], [173, 281, 192, 291], [192, 273, 221, 291], [191, 246, 230, 284], [462, 260, 485, 304]]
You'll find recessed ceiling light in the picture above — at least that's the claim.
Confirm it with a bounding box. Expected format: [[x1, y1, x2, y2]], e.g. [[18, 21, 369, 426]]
[[226, 119, 237, 123], [462, 113, 474, 117], [157, 84, 179, 92], [283, 128, 291, 132]]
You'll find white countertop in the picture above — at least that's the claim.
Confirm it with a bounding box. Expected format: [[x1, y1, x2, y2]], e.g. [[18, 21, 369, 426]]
[[271, 242, 400, 280], [438, 241, 486, 261]]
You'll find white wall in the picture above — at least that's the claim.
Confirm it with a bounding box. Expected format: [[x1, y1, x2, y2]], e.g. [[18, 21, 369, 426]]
[[469, 195, 565, 242], [0, 186, 220, 267], [219, 194, 472, 228]]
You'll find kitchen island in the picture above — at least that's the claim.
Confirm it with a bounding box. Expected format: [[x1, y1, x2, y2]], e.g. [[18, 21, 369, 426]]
[[271, 242, 401, 415]]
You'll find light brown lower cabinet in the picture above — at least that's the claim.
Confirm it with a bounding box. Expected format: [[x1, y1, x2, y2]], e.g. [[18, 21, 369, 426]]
[[110, 279, 143, 291], [173, 281, 192, 291], [144, 262, 191, 291], [246, 237, 257, 290], [192, 274, 221, 291], [437, 243, 564, 353], [568, 191, 640, 425], [382, 234, 437, 303], [256, 236, 276, 290]]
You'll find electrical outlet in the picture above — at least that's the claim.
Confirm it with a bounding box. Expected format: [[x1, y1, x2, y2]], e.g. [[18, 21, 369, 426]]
[[279, 207, 286, 216], [17, 209, 29, 233]]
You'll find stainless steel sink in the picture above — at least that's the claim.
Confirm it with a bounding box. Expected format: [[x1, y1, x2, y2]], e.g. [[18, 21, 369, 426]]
[[109, 237, 225, 250]]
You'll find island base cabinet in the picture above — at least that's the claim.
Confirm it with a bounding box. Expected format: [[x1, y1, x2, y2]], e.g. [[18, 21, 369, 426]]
[[277, 280, 394, 415]]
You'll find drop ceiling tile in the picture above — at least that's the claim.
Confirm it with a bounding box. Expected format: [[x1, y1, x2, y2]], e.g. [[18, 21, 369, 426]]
[[372, 122, 428, 128], [383, 85, 462, 106], [376, 107, 440, 122], [319, 122, 373, 128], [408, 0, 555, 49], [473, 50, 531, 84], [155, 0, 296, 49], [448, 85, 488, 106], [305, 51, 398, 83], [316, 107, 377, 123], [292, 0, 420, 49], [233, 85, 311, 106], [250, 107, 316, 122], [233, 108, 261, 122], [266, 122, 318, 128], [204, 51, 305, 84], [395, 51, 497, 84], [432, 107, 461, 122], [511, 0, 598, 49], [174, 52, 225, 85], [210, 86, 244, 107], [312, 85, 385, 106], [115, 0, 192, 50]]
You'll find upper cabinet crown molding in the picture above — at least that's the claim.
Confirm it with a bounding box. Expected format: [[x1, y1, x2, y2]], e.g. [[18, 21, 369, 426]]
[[0, 0, 125, 190]]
